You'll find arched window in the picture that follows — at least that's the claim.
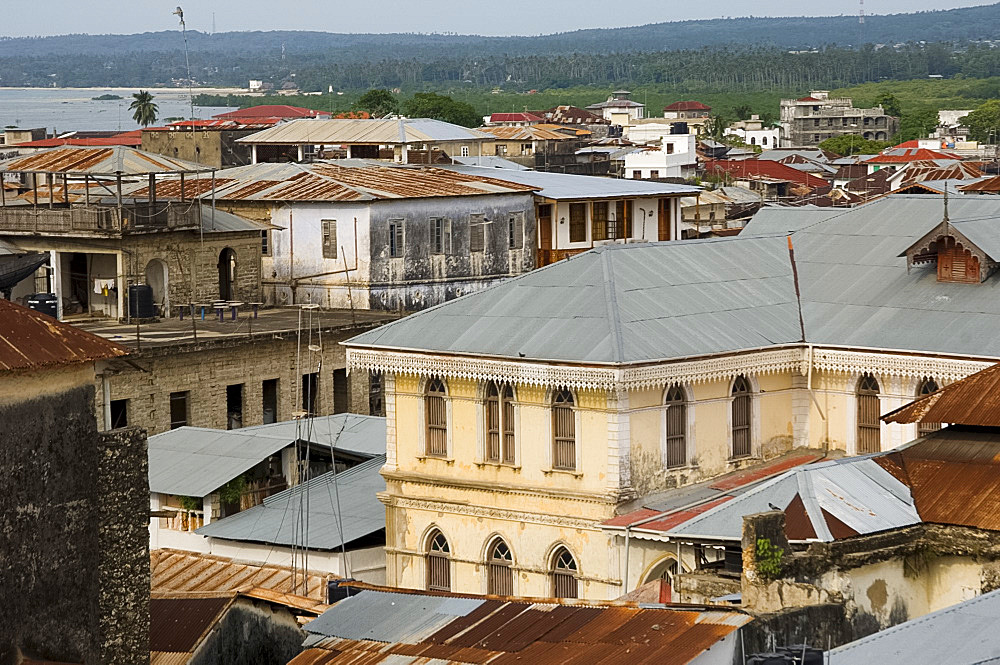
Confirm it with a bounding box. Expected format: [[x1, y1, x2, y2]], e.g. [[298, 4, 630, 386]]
[[731, 376, 752, 458], [917, 377, 941, 436], [485, 382, 516, 464], [857, 374, 881, 454], [664, 384, 687, 468], [552, 389, 576, 470], [762, 136, 768, 146], [486, 538, 513, 596], [426, 378, 448, 457], [551, 546, 578, 599], [426, 529, 451, 592]]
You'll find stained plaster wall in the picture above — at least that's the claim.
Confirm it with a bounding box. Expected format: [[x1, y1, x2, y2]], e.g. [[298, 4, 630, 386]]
[[188, 598, 304, 665], [0, 370, 149, 665]]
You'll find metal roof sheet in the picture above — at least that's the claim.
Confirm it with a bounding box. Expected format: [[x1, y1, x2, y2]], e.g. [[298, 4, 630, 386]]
[[444, 166, 699, 200], [148, 414, 385, 497], [477, 126, 574, 141], [195, 455, 386, 550], [827, 587, 1000, 663], [884, 364, 1000, 426], [150, 595, 235, 653], [0, 298, 127, 372], [238, 118, 491, 145], [296, 589, 750, 665], [0, 145, 211, 175]]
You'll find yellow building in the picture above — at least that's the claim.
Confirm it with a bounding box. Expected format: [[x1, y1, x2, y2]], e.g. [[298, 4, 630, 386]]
[[346, 195, 1000, 600]]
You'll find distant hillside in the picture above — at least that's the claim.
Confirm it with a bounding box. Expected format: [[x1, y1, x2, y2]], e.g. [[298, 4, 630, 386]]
[[3, 3, 1000, 60]]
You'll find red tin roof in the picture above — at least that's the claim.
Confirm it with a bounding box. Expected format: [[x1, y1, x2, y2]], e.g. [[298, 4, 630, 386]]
[[704, 159, 829, 188], [214, 105, 332, 120], [663, 101, 712, 112]]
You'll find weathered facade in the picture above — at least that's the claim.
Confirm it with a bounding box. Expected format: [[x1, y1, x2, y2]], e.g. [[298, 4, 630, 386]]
[[141, 126, 258, 169], [0, 300, 149, 665], [780, 90, 899, 146]]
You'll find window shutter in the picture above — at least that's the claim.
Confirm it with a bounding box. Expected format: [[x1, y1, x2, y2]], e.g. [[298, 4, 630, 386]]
[[444, 219, 452, 254], [470, 215, 486, 253]]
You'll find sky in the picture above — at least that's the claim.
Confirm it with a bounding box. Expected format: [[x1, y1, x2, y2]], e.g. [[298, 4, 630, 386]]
[[1, 0, 994, 37]]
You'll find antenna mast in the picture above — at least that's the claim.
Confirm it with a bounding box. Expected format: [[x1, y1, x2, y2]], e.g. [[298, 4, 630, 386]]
[[173, 7, 195, 121]]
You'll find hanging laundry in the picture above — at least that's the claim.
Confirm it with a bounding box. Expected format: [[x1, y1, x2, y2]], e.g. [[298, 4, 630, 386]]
[[94, 278, 115, 296]]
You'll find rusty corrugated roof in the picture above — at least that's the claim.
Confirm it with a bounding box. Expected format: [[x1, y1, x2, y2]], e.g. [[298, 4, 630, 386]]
[[0, 299, 127, 373], [150, 594, 234, 653], [291, 588, 750, 665], [883, 363, 1000, 426], [477, 126, 574, 141], [148, 162, 538, 203], [151, 549, 331, 609], [0, 146, 212, 175]]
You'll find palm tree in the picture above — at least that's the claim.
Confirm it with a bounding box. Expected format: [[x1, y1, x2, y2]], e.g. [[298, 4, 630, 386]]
[[129, 90, 159, 127]]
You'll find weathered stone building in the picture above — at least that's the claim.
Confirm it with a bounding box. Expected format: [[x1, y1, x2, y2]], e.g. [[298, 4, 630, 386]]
[[780, 90, 899, 146], [77, 307, 394, 437], [0, 299, 149, 665]]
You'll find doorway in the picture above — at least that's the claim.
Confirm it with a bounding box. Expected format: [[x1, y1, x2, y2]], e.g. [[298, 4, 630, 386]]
[[145, 259, 169, 315], [218, 248, 237, 301]]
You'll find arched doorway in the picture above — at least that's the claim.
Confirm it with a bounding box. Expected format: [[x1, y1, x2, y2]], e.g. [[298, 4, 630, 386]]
[[218, 248, 237, 301], [145, 259, 169, 315], [644, 556, 679, 603]]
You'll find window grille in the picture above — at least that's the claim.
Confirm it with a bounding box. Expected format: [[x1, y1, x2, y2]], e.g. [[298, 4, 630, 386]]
[[426, 378, 447, 456], [487, 539, 514, 596], [551, 547, 578, 599], [917, 378, 941, 435], [857, 374, 881, 454], [664, 385, 687, 468], [552, 389, 576, 470], [731, 376, 752, 458], [427, 530, 451, 592]]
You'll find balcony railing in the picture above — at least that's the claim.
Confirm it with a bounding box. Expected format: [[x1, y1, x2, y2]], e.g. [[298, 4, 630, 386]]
[[0, 201, 203, 236]]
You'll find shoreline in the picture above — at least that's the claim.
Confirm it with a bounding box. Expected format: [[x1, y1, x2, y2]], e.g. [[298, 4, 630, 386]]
[[0, 86, 247, 94]]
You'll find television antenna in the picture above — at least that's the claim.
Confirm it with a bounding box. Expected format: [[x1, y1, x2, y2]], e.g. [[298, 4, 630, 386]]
[[173, 6, 195, 121]]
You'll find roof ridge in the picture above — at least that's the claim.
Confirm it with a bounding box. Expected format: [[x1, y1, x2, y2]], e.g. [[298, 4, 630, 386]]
[[600, 246, 627, 363]]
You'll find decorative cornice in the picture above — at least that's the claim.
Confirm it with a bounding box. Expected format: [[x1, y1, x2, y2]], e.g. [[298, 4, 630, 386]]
[[382, 469, 620, 505], [349, 346, 808, 392], [810, 348, 990, 382], [386, 495, 600, 531]]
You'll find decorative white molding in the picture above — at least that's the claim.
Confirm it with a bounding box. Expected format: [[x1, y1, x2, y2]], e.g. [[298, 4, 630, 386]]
[[348, 346, 809, 392], [387, 496, 600, 531], [349, 346, 991, 393], [811, 349, 990, 383]]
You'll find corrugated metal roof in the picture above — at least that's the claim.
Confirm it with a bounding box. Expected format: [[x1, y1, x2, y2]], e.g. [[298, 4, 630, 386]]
[[195, 455, 386, 550], [171, 162, 536, 202], [827, 587, 1000, 663], [148, 414, 385, 497], [0, 298, 127, 372], [0, 146, 212, 175], [238, 118, 491, 145], [215, 105, 332, 120], [151, 548, 331, 609], [292, 589, 750, 665], [150, 594, 234, 653], [884, 363, 1000, 426], [443, 165, 699, 200], [477, 126, 574, 141]]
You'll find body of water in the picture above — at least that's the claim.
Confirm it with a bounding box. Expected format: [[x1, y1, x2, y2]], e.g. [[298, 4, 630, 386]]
[[0, 87, 240, 134]]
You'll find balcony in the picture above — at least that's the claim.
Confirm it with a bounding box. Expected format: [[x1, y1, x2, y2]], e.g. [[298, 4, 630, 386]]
[[0, 201, 204, 237]]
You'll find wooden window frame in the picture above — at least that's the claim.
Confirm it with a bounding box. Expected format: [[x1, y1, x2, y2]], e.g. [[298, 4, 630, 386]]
[[427, 530, 451, 592], [857, 374, 881, 454], [486, 538, 514, 596], [431, 217, 451, 255], [552, 389, 576, 471], [261, 230, 271, 257], [591, 201, 609, 241], [484, 381, 516, 464], [169, 391, 189, 430], [470, 214, 486, 253], [321, 220, 337, 259], [551, 546, 578, 599], [508, 213, 524, 250], [916, 378, 941, 436], [664, 384, 687, 469], [569, 203, 587, 243], [730, 376, 752, 459], [425, 378, 448, 457], [389, 220, 404, 258]]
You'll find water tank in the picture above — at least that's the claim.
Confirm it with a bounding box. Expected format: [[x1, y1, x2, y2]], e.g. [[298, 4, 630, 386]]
[[128, 284, 156, 319], [27, 293, 57, 319], [327, 578, 357, 603], [747, 654, 793, 665], [671, 121, 689, 135]]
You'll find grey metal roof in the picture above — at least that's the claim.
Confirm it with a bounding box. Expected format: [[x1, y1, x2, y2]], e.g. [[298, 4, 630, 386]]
[[347, 235, 802, 364], [196, 454, 386, 550], [827, 588, 1000, 664], [442, 165, 701, 199], [348, 195, 1000, 364], [148, 428, 293, 497], [237, 118, 491, 145], [449, 155, 529, 170], [198, 205, 272, 233], [148, 414, 385, 497], [758, 149, 831, 163], [304, 590, 485, 641], [659, 456, 918, 542], [248, 413, 386, 458]]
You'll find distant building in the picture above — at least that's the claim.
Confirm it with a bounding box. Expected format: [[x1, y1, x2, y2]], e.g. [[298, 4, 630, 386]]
[[725, 115, 781, 149], [213, 104, 332, 122], [484, 112, 544, 127], [780, 90, 898, 146], [624, 132, 698, 180], [586, 90, 645, 124], [142, 119, 280, 168], [663, 100, 712, 119], [1, 127, 46, 147]]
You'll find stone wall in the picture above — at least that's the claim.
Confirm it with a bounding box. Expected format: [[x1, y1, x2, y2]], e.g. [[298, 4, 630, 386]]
[[99, 320, 380, 435], [0, 382, 149, 665], [189, 599, 303, 665]]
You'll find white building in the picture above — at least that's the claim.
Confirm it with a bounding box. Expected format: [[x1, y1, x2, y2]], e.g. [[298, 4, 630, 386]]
[[624, 133, 698, 180], [725, 115, 781, 149], [586, 90, 645, 124]]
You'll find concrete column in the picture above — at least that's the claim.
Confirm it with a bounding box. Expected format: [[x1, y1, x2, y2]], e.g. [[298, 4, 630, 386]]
[[297, 145, 304, 162], [251, 144, 258, 164], [791, 373, 811, 449], [50, 249, 63, 320]]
